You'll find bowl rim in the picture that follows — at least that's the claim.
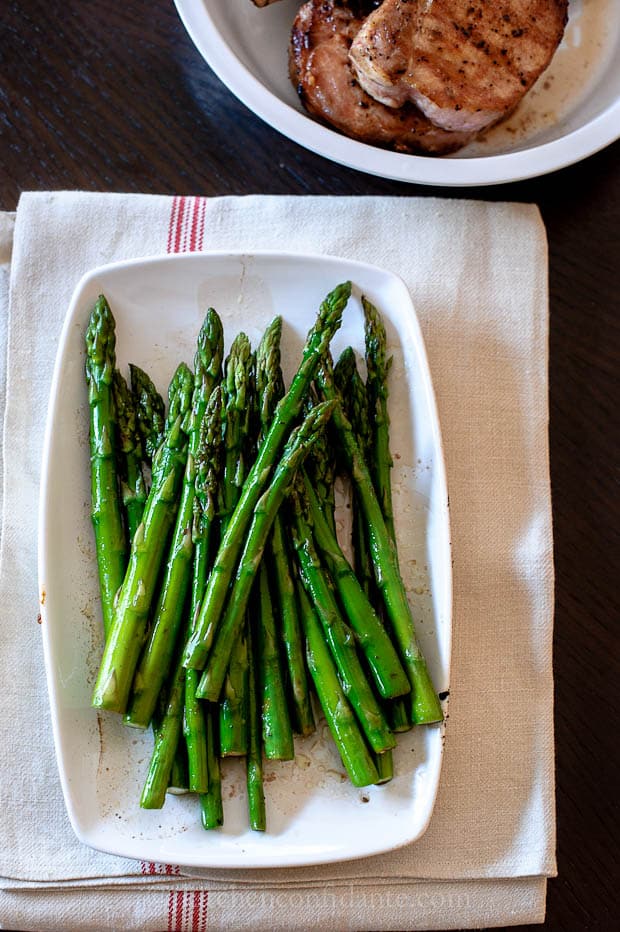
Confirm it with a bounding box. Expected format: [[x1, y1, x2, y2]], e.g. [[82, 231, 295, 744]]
[[174, 0, 620, 186]]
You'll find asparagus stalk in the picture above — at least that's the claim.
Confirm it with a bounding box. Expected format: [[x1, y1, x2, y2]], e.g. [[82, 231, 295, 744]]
[[185, 386, 224, 793], [290, 486, 396, 755], [183, 281, 351, 670], [140, 646, 186, 809], [297, 583, 379, 788], [191, 394, 226, 822], [363, 297, 396, 545], [85, 296, 127, 638], [200, 706, 224, 829], [126, 313, 223, 728], [333, 347, 372, 458], [305, 389, 337, 534], [195, 400, 337, 701], [220, 333, 253, 528], [219, 334, 254, 757], [335, 347, 412, 736], [113, 369, 147, 543], [130, 363, 166, 467], [246, 617, 266, 830], [316, 357, 443, 726], [334, 347, 373, 595], [256, 561, 295, 760], [256, 316, 314, 737], [270, 514, 315, 736], [91, 363, 193, 714], [374, 750, 394, 785], [218, 629, 249, 756], [167, 735, 189, 794], [301, 472, 410, 700]]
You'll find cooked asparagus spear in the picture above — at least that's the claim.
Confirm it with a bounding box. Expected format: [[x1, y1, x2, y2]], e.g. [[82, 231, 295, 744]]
[[363, 297, 396, 545], [140, 646, 186, 809], [297, 583, 379, 788], [301, 471, 410, 700], [256, 316, 314, 737], [305, 387, 338, 534], [130, 363, 166, 467], [246, 618, 266, 831], [85, 296, 127, 639], [335, 346, 411, 737], [184, 282, 351, 670], [290, 484, 396, 755], [113, 369, 147, 543], [185, 386, 224, 793], [333, 346, 374, 594], [91, 363, 193, 714], [219, 334, 254, 757], [316, 356, 443, 726], [199, 708, 224, 830], [195, 400, 337, 702], [256, 561, 295, 760], [125, 312, 223, 728]]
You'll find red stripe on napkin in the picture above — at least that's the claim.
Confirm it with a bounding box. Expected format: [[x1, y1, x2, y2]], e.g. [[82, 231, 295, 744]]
[[193, 890, 208, 931], [174, 197, 186, 254], [197, 198, 206, 252], [167, 196, 180, 254], [141, 861, 181, 875], [162, 198, 210, 932], [167, 196, 207, 254], [166, 890, 209, 931]]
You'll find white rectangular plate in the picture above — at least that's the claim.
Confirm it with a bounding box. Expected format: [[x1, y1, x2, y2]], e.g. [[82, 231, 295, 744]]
[[39, 251, 452, 869]]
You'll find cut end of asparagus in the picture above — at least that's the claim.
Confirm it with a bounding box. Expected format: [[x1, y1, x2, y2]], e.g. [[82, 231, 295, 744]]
[[91, 670, 124, 713]]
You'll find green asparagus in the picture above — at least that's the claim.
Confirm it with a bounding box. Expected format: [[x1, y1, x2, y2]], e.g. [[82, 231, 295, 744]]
[[113, 369, 147, 543], [301, 472, 410, 700], [334, 347, 373, 595], [199, 707, 224, 829], [125, 313, 223, 729], [140, 649, 186, 809], [290, 485, 396, 755], [85, 296, 127, 638], [218, 334, 254, 757], [195, 400, 337, 702], [246, 619, 266, 830], [91, 363, 193, 713], [256, 316, 314, 737], [316, 357, 443, 726], [183, 281, 351, 670], [185, 386, 223, 793], [256, 561, 295, 760], [298, 583, 379, 788], [363, 297, 396, 545], [130, 363, 166, 467]]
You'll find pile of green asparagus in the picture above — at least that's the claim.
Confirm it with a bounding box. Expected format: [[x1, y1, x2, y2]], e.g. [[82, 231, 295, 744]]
[[85, 282, 442, 832]]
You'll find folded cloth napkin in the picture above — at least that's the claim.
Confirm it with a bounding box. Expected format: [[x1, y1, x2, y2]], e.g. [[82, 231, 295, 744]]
[[0, 192, 555, 931]]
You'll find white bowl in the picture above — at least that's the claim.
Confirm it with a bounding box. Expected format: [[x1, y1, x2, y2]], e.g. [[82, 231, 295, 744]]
[[39, 251, 452, 868], [175, 0, 620, 186]]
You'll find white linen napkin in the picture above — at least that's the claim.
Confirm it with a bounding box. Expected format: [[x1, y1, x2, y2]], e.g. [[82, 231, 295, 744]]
[[0, 192, 555, 930]]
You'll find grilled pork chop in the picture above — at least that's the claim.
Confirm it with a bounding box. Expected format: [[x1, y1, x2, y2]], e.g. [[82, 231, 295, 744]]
[[290, 1, 474, 154], [349, 0, 569, 133]]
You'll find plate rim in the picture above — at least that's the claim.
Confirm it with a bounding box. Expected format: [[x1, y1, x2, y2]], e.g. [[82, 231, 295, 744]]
[[38, 249, 453, 868], [174, 0, 620, 186]]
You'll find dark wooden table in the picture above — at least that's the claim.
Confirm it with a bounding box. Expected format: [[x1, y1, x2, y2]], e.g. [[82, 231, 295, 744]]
[[1, 2, 618, 929]]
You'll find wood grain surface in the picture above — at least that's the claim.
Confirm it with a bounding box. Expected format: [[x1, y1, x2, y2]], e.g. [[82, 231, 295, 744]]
[[1, 2, 618, 929]]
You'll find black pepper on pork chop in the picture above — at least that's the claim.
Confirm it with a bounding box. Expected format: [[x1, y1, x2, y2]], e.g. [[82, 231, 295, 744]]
[[349, 0, 569, 133], [289, 0, 474, 154]]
